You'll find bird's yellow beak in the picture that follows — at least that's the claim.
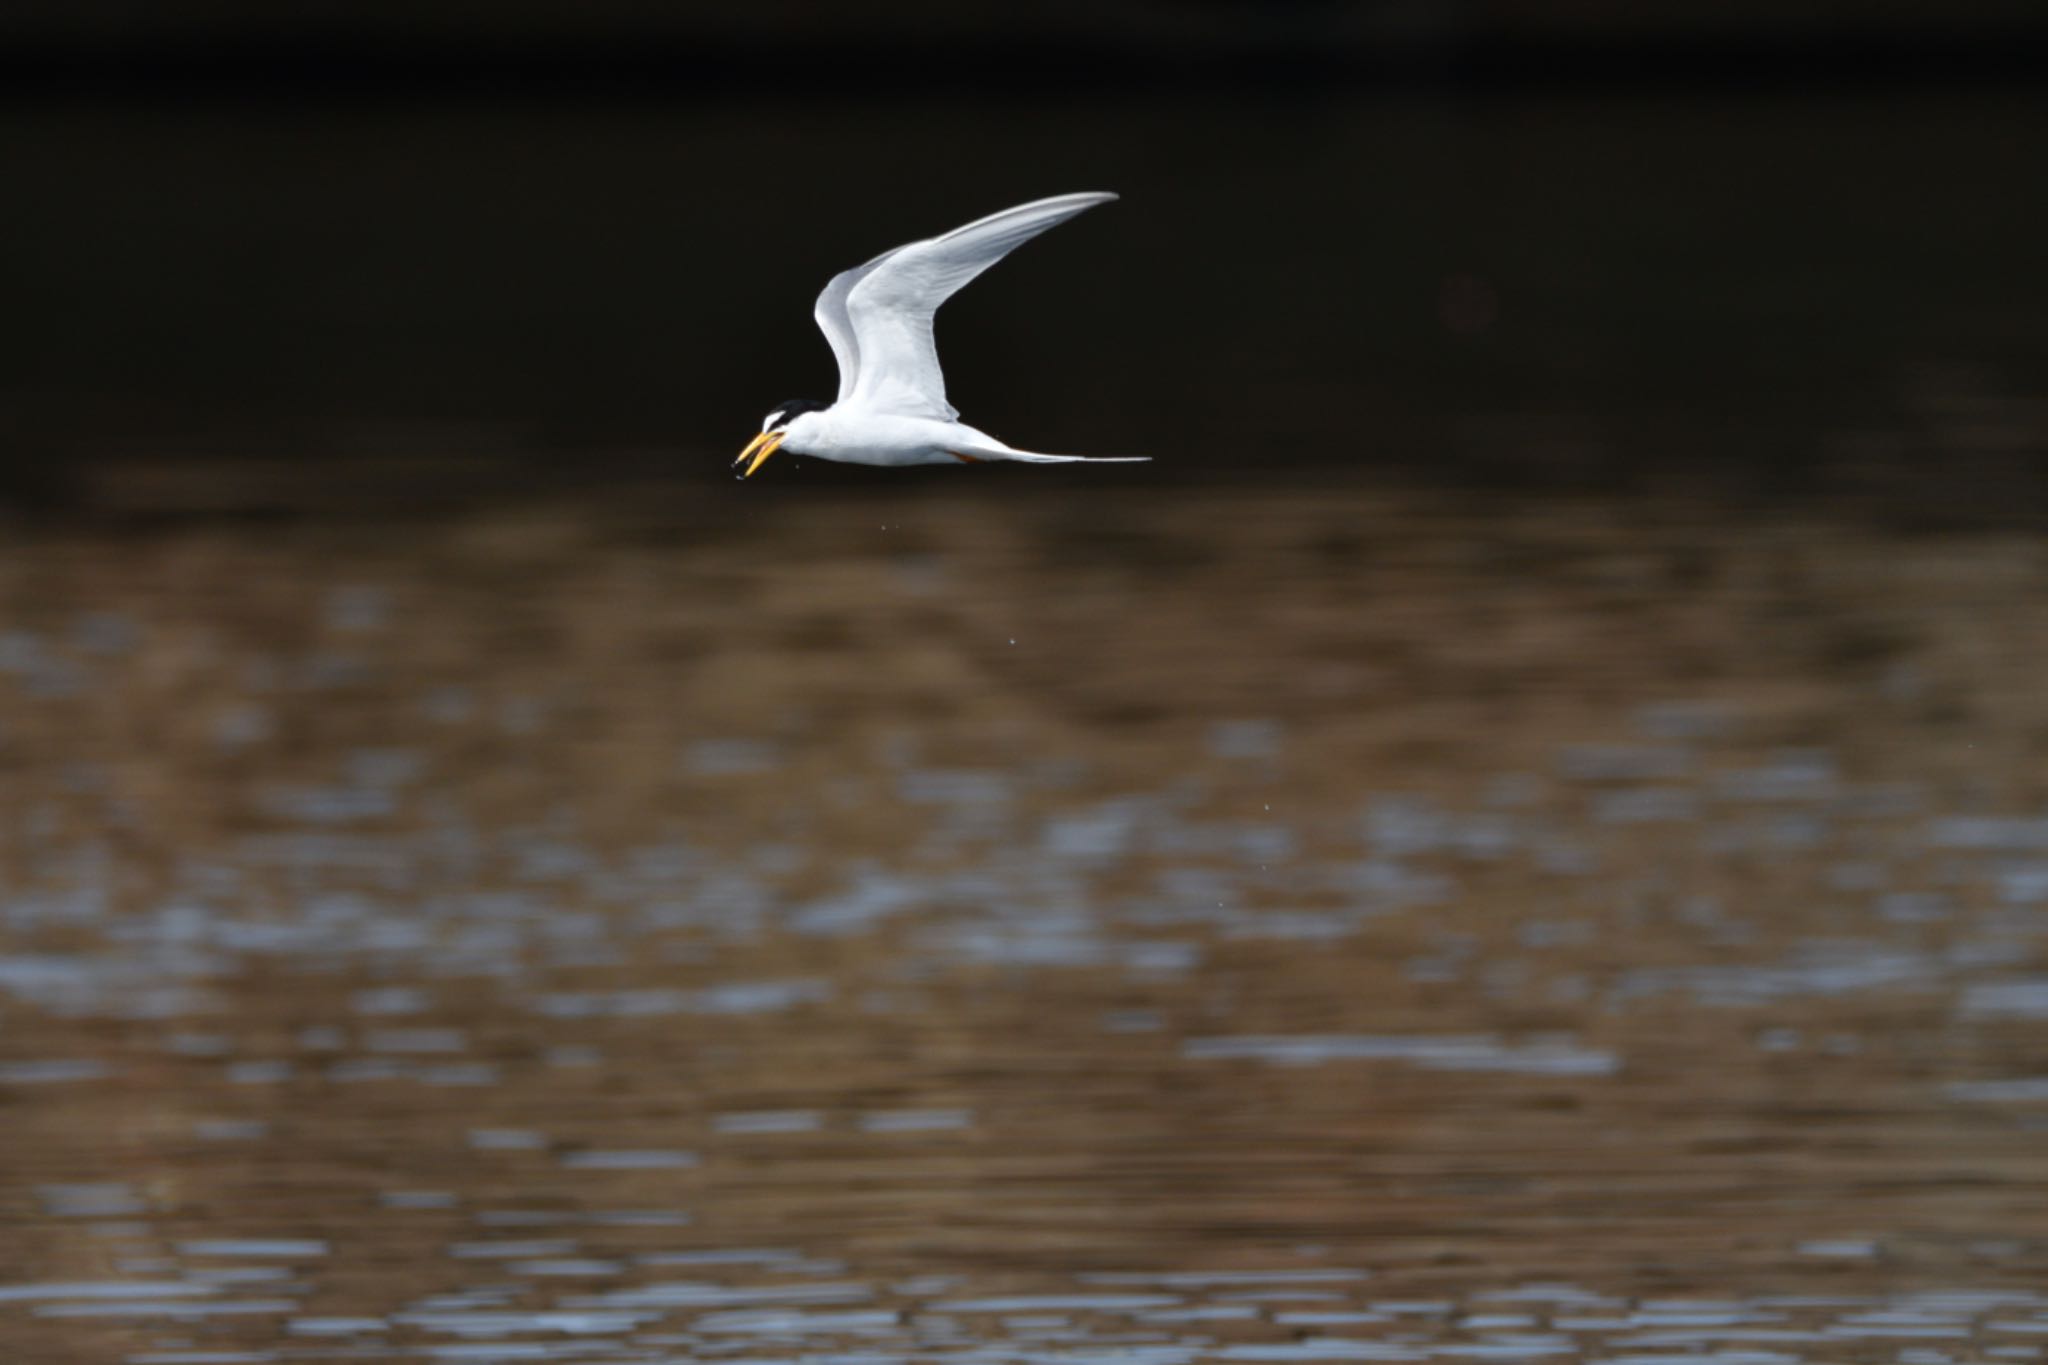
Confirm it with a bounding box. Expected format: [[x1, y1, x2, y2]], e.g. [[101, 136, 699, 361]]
[[734, 431, 786, 479]]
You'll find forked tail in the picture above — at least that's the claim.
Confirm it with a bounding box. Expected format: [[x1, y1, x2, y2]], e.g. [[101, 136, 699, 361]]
[[951, 440, 1149, 465]]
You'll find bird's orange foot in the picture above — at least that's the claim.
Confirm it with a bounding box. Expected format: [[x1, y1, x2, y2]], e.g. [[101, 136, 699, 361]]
[[950, 452, 982, 464]]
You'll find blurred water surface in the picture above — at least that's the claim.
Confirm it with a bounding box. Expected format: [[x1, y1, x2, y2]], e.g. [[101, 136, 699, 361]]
[[4, 482, 2048, 1359]]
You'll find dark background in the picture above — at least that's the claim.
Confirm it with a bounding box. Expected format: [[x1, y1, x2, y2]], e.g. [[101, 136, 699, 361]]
[[3, 1, 2045, 510]]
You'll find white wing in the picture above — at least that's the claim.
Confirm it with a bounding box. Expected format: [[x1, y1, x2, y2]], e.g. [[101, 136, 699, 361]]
[[825, 192, 1117, 421], [812, 246, 900, 405]]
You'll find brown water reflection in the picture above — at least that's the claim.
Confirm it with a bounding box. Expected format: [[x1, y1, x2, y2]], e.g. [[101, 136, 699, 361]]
[[4, 484, 2048, 1360]]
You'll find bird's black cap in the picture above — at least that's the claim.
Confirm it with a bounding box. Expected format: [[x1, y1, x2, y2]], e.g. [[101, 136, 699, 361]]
[[764, 398, 831, 430]]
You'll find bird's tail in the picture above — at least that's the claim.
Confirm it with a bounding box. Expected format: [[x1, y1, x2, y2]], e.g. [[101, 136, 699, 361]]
[[953, 440, 1149, 465]]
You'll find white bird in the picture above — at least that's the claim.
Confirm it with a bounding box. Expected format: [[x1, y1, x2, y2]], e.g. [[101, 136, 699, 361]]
[[734, 192, 1148, 478]]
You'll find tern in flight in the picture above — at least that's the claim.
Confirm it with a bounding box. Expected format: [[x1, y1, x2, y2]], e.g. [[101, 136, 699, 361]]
[[734, 192, 1148, 478]]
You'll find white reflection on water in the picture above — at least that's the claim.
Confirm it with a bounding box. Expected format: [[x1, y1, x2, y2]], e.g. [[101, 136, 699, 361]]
[[1184, 1035, 1618, 1075]]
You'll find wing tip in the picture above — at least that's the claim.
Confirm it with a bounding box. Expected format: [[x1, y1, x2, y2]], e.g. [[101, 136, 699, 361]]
[[949, 190, 1120, 236]]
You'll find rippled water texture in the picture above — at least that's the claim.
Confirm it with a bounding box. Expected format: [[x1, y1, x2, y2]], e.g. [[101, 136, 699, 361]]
[[4, 487, 2048, 1361]]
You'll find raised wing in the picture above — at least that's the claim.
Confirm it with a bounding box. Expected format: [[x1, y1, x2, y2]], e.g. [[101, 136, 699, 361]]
[[812, 246, 900, 405], [838, 192, 1117, 420]]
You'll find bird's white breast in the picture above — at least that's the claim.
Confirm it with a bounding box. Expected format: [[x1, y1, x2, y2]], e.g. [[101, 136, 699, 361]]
[[795, 410, 984, 467]]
